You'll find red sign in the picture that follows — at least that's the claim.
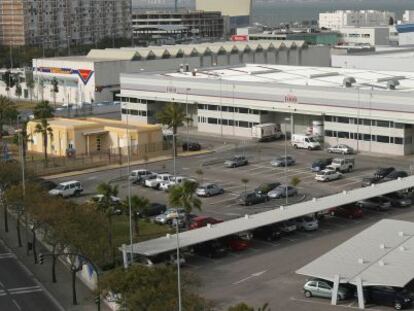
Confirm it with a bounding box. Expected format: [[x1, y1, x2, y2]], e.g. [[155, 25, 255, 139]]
[[231, 35, 249, 41], [284, 95, 298, 103]]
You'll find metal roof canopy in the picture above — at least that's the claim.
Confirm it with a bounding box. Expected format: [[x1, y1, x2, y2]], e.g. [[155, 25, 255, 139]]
[[125, 175, 414, 257], [296, 218, 414, 288]]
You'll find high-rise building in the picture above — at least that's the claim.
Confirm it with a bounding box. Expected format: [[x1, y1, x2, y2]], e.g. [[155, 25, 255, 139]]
[[0, 0, 131, 48]]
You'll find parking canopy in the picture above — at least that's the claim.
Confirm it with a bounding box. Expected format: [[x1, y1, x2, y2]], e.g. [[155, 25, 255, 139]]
[[297, 219, 414, 288], [125, 175, 414, 257]]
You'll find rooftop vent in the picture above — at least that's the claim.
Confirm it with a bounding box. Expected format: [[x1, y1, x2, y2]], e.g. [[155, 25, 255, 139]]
[[387, 79, 400, 90], [343, 77, 356, 88]]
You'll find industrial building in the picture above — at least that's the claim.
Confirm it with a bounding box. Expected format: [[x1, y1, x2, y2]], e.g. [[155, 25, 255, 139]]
[[26, 117, 163, 157], [26, 41, 329, 105], [339, 26, 390, 46], [0, 0, 131, 48], [119, 63, 414, 156], [131, 10, 224, 45]]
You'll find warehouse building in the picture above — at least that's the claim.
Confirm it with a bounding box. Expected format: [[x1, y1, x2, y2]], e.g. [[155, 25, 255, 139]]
[[119, 63, 414, 156], [28, 41, 329, 105]]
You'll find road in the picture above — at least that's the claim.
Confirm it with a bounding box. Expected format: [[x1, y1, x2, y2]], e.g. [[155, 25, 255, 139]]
[[0, 239, 62, 311]]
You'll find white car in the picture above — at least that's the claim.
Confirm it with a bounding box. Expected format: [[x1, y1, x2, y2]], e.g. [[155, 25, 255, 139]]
[[196, 183, 224, 197], [48, 181, 83, 198], [154, 208, 186, 225], [90, 194, 121, 205], [160, 176, 196, 192], [315, 169, 342, 182], [129, 169, 154, 184], [145, 173, 172, 189], [327, 144, 354, 154], [294, 216, 319, 231]]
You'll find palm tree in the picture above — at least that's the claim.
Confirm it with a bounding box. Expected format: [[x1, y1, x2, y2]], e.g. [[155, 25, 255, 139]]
[[156, 102, 186, 156], [0, 95, 17, 139], [127, 195, 150, 236], [34, 119, 53, 163], [169, 180, 202, 226], [96, 182, 119, 263], [51, 78, 59, 108], [33, 100, 54, 119], [241, 178, 249, 195]]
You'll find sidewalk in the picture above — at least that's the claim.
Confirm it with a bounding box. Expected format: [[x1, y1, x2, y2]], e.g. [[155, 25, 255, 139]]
[[0, 220, 110, 311]]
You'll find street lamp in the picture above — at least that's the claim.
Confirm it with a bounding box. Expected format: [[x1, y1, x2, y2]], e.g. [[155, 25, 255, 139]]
[[284, 117, 290, 205]]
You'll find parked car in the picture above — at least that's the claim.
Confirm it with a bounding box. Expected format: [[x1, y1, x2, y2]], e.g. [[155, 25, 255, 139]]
[[327, 144, 354, 154], [270, 156, 295, 167], [192, 240, 227, 258], [182, 142, 201, 152], [327, 158, 355, 173], [364, 286, 412, 310], [303, 278, 351, 301], [356, 197, 392, 211], [159, 176, 194, 192], [315, 168, 342, 182], [268, 185, 297, 199], [361, 176, 382, 187], [48, 181, 83, 198], [311, 158, 333, 172], [252, 224, 282, 241], [154, 208, 186, 225], [329, 205, 364, 219], [294, 216, 319, 231], [140, 173, 158, 186], [38, 179, 58, 191], [383, 171, 408, 182], [129, 169, 154, 184], [196, 183, 224, 197], [221, 235, 251, 252], [90, 194, 122, 215], [145, 173, 172, 189], [254, 182, 281, 195], [224, 155, 248, 168], [383, 193, 413, 208], [279, 221, 297, 234], [374, 167, 395, 179], [145, 253, 186, 267], [239, 192, 269, 206], [137, 203, 167, 218], [189, 216, 222, 230]]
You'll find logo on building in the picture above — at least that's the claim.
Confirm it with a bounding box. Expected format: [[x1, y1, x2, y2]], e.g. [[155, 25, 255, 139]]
[[284, 94, 298, 103], [36, 67, 94, 85], [231, 35, 249, 41]]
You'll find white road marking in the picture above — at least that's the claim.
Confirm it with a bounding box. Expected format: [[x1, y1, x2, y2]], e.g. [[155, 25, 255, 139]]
[[290, 297, 381, 311], [12, 299, 22, 311], [87, 176, 97, 180], [232, 270, 267, 285], [0, 253, 14, 259]]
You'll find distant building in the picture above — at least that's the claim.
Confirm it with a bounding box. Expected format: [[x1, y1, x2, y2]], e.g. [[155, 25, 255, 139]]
[[339, 27, 390, 46], [403, 10, 414, 24], [396, 24, 414, 46], [195, 0, 252, 34], [26, 117, 163, 157], [244, 30, 339, 46], [131, 10, 224, 45], [0, 0, 131, 48], [319, 10, 395, 31]]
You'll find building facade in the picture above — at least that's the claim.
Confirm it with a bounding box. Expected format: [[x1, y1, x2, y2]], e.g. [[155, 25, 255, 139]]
[[131, 10, 224, 45], [339, 27, 390, 46], [319, 10, 395, 31], [119, 64, 414, 156], [0, 0, 131, 48]]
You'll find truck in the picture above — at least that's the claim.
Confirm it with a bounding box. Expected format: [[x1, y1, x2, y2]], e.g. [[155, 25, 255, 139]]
[[251, 123, 282, 142], [327, 158, 355, 173], [291, 134, 321, 150]]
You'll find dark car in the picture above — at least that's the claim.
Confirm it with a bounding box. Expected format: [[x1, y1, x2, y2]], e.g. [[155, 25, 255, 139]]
[[137, 203, 167, 218], [374, 167, 395, 179], [254, 182, 281, 195], [311, 158, 333, 172], [329, 204, 364, 219], [182, 142, 201, 152], [383, 192, 413, 208], [365, 286, 412, 310], [239, 192, 269, 206], [39, 179, 58, 191], [383, 171, 409, 182], [252, 224, 282, 241], [361, 176, 382, 187], [193, 240, 227, 258], [356, 197, 392, 211]]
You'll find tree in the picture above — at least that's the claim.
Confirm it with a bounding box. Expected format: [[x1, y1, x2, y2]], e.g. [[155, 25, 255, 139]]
[[0, 161, 21, 233], [126, 195, 150, 236], [241, 178, 249, 195], [169, 180, 201, 226], [100, 265, 210, 311], [96, 182, 119, 264], [15, 83, 22, 99], [228, 303, 270, 311], [25, 71, 35, 102], [156, 102, 186, 156], [33, 100, 54, 119], [34, 118, 53, 163], [51, 78, 59, 108], [290, 176, 301, 187], [2, 70, 16, 91], [0, 95, 17, 139]]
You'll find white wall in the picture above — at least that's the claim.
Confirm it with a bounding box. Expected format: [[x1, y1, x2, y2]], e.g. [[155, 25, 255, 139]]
[[339, 27, 389, 46]]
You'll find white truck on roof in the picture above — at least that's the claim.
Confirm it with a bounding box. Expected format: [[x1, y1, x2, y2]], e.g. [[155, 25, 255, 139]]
[[291, 134, 321, 150], [252, 123, 282, 142]]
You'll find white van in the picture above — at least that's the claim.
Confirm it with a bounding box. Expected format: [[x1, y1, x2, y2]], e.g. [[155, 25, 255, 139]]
[[48, 181, 83, 198], [291, 134, 321, 150]]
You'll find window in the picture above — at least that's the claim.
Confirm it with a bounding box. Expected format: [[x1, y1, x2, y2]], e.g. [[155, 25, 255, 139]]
[[239, 121, 249, 128], [198, 104, 205, 110], [395, 137, 403, 145], [121, 108, 128, 114], [228, 120, 234, 126], [318, 282, 331, 290], [238, 107, 248, 114], [208, 105, 217, 111], [338, 131, 349, 139], [260, 110, 268, 115], [377, 120, 390, 128], [130, 110, 138, 116], [395, 123, 404, 129], [325, 130, 333, 137], [363, 134, 371, 141], [250, 109, 259, 115], [222, 119, 228, 125], [325, 116, 332, 122], [376, 135, 390, 143], [208, 118, 217, 124], [96, 137, 102, 151], [337, 117, 349, 124], [141, 111, 147, 117], [129, 97, 138, 103], [359, 119, 371, 126], [406, 136, 413, 144]]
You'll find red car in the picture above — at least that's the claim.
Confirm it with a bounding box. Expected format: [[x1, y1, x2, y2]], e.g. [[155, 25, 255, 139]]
[[189, 216, 222, 230], [330, 205, 363, 219], [223, 235, 251, 252]]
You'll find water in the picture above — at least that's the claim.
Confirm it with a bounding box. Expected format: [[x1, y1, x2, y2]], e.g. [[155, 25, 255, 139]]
[[252, 0, 414, 26]]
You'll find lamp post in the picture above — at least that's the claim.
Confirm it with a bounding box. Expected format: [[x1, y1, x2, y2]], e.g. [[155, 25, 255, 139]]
[[126, 113, 134, 265], [185, 88, 190, 147], [284, 117, 290, 205]]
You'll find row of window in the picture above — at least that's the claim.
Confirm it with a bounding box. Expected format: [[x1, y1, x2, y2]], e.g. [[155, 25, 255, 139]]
[[121, 108, 153, 117], [120, 97, 156, 105], [325, 116, 409, 129], [198, 116, 259, 128], [198, 104, 267, 115], [325, 130, 412, 145]]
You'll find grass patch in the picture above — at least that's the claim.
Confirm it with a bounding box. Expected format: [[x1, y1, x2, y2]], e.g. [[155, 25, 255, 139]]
[[14, 100, 39, 111]]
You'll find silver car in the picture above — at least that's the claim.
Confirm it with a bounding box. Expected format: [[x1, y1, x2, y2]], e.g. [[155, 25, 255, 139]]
[[196, 183, 224, 197], [268, 185, 298, 199], [327, 144, 354, 154], [224, 156, 248, 168], [154, 208, 186, 225], [303, 279, 350, 300]]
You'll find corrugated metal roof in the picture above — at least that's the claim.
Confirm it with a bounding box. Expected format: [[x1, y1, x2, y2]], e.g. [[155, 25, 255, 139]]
[[126, 176, 414, 257], [297, 219, 414, 288]]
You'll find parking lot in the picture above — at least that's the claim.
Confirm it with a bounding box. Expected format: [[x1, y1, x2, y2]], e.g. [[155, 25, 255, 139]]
[[51, 136, 414, 310]]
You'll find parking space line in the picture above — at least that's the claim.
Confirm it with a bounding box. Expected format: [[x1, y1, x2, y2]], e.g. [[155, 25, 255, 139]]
[[290, 297, 382, 311]]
